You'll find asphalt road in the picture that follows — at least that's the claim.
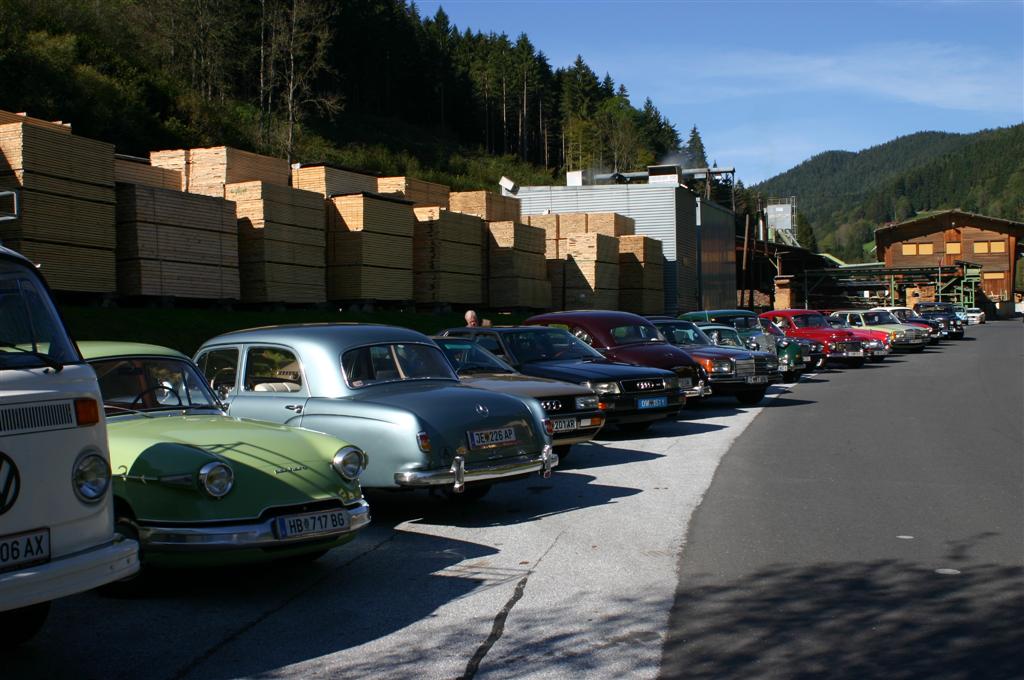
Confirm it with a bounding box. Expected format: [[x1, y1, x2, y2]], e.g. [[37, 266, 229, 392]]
[[661, 321, 1024, 680], [7, 322, 1021, 679]]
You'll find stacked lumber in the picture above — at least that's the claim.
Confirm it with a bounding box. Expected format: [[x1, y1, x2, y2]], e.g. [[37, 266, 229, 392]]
[[291, 164, 377, 197], [116, 184, 239, 299], [564, 233, 619, 310], [450, 190, 520, 222], [0, 122, 115, 292], [224, 181, 325, 303], [524, 214, 562, 259], [585, 212, 635, 237], [618, 235, 664, 315], [150, 146, 290, 197], [412, 207, 483, 305], [114, 155, 181, 190], [0, 110, 71, 134], [326, 193, 413, 301], [487, 221, 549, 309], [378, 177, 450, 208]]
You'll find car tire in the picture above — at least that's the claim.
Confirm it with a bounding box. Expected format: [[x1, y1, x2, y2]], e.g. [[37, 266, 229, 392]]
[[814, 356, 827, 370], [443, 483, 492, 502], [736, 387, 767, 406], [848, 358, 866, 368], [99, 516, 147, 598], [553, 445, 572, 461], [619, 421, 653, 434], [870, 355, 885, 363], [0, 602, 50, 649], [782, 370, 799, 382]]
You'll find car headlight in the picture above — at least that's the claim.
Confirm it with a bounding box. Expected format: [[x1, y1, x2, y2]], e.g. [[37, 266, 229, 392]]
[[780, 354, 790, 365], [663, 377, 680, 390], [895, 331, 906, 338], [828, 342, 837, 350], [711, 359, 733, 374], [581, 380, 621, 394], [198, 461, 234, 498], [72, 451, 110, 503], [332, 446, 367, 481], [575, 395, 600, 410], [777, 338, 790, 349]]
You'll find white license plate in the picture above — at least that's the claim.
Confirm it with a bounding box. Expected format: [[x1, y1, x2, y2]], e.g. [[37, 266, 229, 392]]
[[680, 378, 692, 388], [849, 350, 864, 356], [469, 427, 517, 449], [637, 396, 668, 409], [551, 417, 577, 433], [274, 510, 348, 539], [0, 528, 50, 572], [746, 375, 768, 384]]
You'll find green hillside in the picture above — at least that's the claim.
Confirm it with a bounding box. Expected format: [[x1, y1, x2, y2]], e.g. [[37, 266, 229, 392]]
[[754, 125, 1024, 262]]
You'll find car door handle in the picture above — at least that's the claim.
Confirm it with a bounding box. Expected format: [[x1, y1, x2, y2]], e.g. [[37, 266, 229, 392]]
[[284, 404, 303, 414]]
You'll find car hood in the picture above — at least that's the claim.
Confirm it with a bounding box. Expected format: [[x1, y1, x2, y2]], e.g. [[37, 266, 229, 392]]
[[518, 359, 671, 383], [790, 328, 857, 342], [605, 342, 697, 369], [459, 373, 591, 399], [673, 344, 757, 360]]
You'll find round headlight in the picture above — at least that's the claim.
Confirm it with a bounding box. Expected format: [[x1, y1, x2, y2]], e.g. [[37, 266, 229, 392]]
[[198, 461, 234, 498], [332, 446, 366, 481], [72, 451, 110, 503]]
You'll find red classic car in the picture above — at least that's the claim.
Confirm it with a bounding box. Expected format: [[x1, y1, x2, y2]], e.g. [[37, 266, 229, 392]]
[[524, 310, 710, 399], [758, 309, 867, 368], [818, 312, 891, 363]]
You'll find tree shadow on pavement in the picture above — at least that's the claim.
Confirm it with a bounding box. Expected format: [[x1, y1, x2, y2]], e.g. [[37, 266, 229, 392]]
[[660, 559, 1024, 680]]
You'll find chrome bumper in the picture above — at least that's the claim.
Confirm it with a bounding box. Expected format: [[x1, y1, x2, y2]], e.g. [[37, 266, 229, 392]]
[[684, 381, 711, 398], [395, 446, 558, 491], [139, 500, 371, 551], [829, 351, 864, 358]]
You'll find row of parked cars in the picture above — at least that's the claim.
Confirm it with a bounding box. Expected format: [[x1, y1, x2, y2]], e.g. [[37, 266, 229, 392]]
[[0, 243, 971, 646]]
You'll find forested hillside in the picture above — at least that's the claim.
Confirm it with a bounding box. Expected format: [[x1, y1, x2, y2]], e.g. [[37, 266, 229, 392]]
[[0, 0, 689, 189], [755, 125, 1024, 262]]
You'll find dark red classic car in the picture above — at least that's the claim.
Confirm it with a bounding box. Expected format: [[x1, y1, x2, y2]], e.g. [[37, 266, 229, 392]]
[[758, 309, 866, 368], [524, 310, 709, 398]]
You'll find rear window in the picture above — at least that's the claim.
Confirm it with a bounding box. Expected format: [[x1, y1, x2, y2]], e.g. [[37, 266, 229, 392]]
[[341, 343, 456, 388]]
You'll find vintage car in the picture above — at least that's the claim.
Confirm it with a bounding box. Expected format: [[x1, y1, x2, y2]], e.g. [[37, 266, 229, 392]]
[[652, 319, 780, 405], [913, 302, 966, 339], [0, 246, 139, 646], [873, 306, 943, 342], [759, 310, 867, 368], [196, 325, 556, 501], [965, 307, 986, 324], [439, 325, 685, 432], [829, 310, 927, 352], [952, 304, 969, 324], [755, 317, 812, 379], [432, 336, 603, 459], [524, 310, 709, 399], [81, 342, 370, 572], [822, 315, 891, 362], [678, 309, 770, 352]]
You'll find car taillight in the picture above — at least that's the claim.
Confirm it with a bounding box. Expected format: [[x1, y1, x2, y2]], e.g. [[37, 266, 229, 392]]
[[416, 431, 431, 452], [543, 419, 554, 435], [74, 398, 100, 426]]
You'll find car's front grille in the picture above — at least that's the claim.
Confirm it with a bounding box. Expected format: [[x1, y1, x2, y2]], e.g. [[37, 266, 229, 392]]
[[0, 400, 75, 435], [835, 342, 862, 352], [621, 378, 666, 393], [754, 356, 772, 373], [734, 358, 755, 377], [540, 397, 575, 413]]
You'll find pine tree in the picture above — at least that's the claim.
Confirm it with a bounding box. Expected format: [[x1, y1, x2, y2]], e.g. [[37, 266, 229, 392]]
[[686, 125, 708, 167], [796, 212, 819, 252]]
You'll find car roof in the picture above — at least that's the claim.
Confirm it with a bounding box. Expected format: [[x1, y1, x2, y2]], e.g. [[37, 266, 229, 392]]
[[201, 323, 431, 347], [527, 310, 650, 323], [78, 341, 189, 361]]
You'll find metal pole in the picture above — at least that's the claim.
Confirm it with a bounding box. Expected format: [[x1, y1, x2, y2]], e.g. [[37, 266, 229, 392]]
[[741, 214, 750, 308]]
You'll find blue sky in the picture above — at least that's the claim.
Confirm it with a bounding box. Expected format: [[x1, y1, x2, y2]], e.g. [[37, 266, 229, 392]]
[[416, 0, 1024, 185]]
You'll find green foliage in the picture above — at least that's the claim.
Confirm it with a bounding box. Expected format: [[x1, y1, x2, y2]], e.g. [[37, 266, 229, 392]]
[[795, 212, 818, 252]]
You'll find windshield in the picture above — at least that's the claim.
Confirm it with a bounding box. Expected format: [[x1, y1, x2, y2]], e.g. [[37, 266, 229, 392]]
[[713, 315, 760, 330], [827, 316, 851, 328], [791, 314, 829, 329], [342, 343, 457, 388], [504, 328, 604, 363], [758, 318, 785, 337], [91, 357, 219, 414], [655, 321, 712, 346], [864, 311, 898, 325], [967, 308, 981, 314], [0, 261, 79, 370], [435, 338, 515, 375], [704, 327, 744, 348], [608, 323, 662, 345]]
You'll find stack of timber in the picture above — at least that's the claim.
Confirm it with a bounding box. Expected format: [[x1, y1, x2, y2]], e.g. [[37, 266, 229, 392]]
[[0, 110, 71, 134], [412, 207, 483, 305], [114, 155, 181, 190], [618, 235, 664, 315], [326, 193, 414, 301], [524, 214, 562, 259], [487, 221, 549, 309], [450, 190, 520, 222], [378, 177, 450, 208], [291, 164, 377, 197], [224, 181, 326, 303], [564, 233, 619, 310], [540, 211, 635, 238], [0, 121, 116, 292], [151, 147, 290, 197], [116, 184, 239, 299]]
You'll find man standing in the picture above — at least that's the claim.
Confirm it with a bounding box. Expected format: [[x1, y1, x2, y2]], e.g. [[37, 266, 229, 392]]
[[464, 310, 479, 327]]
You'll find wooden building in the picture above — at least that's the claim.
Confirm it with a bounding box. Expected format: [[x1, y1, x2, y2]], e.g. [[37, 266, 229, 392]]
[[875, 210, 1023, 304]]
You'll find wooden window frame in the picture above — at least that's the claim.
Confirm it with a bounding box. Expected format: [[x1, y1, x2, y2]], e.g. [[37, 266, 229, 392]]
[[918, 243, 934, 256], [945, 241, 961, 255], [901, 243, 917, 256], [973, 241, 990, 254]]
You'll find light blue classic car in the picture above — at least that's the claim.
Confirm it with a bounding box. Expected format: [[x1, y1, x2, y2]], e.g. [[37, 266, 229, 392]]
[[194, 324, 557, 501]]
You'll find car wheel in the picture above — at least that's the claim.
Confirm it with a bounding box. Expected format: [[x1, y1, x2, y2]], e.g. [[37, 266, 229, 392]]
[[99, 515, 146, 598], [814, 356, 827, 370], [782, 370, 799, 382], [553, 445, 572, 461], [0, 602, 50, 649], [870, 355, 885, 363], [848, 358, 866, 368], [736, 387, 767, 406], [443, 483, 492, 502], [619, 421, 653, 434]]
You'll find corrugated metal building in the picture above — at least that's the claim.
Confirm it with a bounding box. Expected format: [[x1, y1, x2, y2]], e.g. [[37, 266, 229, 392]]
[[511, 169, 736, 313]]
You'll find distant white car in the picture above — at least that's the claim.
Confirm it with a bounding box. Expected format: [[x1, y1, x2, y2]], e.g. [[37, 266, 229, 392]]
[[966, 307, 986, 324]]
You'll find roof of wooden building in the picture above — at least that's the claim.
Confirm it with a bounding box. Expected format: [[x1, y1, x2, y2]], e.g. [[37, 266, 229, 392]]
[[875, 209, 1024, 250]]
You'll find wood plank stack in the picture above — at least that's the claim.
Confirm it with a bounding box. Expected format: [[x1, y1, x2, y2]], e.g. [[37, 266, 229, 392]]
[[524, 214, 562, 259], [618, 235, 664, 315], [115, 184, 239, 299], [450, 190, 520, 222], [291, 164, 377, 197], [224, 181, 326, 303], [326, 193, 413, 301], [540, 211, 635, 238], [487, 221, 549, 309], [0, 110, 71, 134], [412, 207, 484, 305], [150, 146, 290, 197], [564, 233, 619, 310], [378, 177, 450, 208], [0, 122, 115, 292], [114, 155, 181, 190]]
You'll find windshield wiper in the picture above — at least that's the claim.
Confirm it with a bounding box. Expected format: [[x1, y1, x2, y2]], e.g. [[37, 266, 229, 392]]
[[103, 404, 153, 418], [0, 340, 64, 372]]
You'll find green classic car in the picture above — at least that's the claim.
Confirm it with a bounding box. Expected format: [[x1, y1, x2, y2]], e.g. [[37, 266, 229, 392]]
[[81, 342, 371, 570]]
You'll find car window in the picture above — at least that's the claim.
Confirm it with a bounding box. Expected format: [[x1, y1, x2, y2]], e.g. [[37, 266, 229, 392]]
[[196, 348, 240, 398], [773, 316, 790, 328], [244, 346, 304, 393], [341, 343, 456, 388], [477, 334, 505, 357], [92, 357, 219, 414], [503, 328, 602, 363], [0, 261, 79, 369], [848, 315, 863, 326], [656, 322, 709, 345], [571, 327, 594, 345], [608, 323, 660, 345], [436, 339, 515, 374], [791, 314, 828, 329]]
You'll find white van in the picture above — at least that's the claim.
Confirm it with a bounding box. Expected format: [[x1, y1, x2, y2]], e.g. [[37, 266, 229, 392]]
[[0, 245, 139, 647]]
